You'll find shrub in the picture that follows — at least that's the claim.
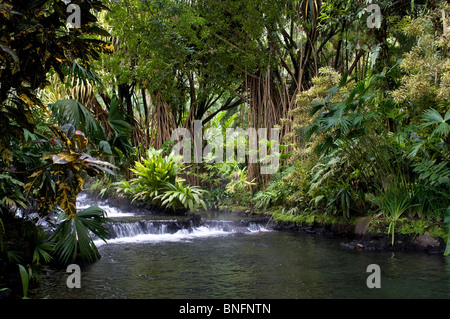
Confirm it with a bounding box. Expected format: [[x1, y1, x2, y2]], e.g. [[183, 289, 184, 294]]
[[118, 148, 208, 212]]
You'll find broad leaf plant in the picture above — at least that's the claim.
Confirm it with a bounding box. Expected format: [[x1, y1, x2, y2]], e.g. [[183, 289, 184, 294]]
[[25, 124, 116, 219]]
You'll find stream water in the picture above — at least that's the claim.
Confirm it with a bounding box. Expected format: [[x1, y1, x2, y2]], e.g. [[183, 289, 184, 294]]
[[29, 194, 450, 299]]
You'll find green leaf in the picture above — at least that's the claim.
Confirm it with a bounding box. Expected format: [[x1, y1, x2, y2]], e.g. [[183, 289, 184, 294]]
[[421, 109, 444, 126], [444, 111, 450, 122], [18, 264, 30, 298], [49, 206, 112, 264], [50, 100, 105, 140]]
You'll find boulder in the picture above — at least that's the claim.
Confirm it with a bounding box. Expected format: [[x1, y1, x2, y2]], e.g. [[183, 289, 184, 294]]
[[413, 233, 441, 249]]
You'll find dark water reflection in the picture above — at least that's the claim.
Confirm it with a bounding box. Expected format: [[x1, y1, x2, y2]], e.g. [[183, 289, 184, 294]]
[[30, 231, 450, 299]]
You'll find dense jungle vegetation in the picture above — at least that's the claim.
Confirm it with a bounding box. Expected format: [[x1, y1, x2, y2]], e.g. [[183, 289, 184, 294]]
[[0, 0, 449, 298]]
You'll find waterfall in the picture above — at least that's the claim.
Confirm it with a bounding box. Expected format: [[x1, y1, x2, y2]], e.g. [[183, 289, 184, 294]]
[[76, 193, 271, 247], [95, 219, 270, 246]]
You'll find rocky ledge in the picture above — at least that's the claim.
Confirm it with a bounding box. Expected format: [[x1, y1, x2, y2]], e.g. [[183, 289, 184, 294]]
[[339, 234, 445, 255], [271, 217, 447, 255], [80, 194, 447, 255]]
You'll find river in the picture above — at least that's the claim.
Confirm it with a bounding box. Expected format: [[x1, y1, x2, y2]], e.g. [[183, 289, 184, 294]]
[[29, 194, 450, 299]]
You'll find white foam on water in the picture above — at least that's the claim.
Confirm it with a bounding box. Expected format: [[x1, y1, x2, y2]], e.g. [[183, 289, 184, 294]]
[[94, 226, 229, 246], [99, 205, 135, 218], [77, 194, 135, 218], [94, 224, 271, 247], [77, 193, 272, 247]]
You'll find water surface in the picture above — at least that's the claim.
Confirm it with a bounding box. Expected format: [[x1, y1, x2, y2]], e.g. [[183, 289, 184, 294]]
[[29, 195, 450, 299]]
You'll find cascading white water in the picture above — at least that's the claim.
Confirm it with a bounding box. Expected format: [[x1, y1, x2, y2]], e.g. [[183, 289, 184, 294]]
[[96, 221, 269, 246], [77, 193, 135, 218], [76, 193, 271, 247]]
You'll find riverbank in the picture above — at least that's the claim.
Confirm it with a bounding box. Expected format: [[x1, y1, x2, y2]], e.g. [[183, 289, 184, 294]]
[[254, 209, 447, 255], [212, 202, 447, 255], [83, 191, 448, 255]]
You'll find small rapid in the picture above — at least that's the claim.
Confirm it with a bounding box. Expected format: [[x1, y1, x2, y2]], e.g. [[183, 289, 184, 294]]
[[94, 219, 270, 246], [76, 193, 271, 247]]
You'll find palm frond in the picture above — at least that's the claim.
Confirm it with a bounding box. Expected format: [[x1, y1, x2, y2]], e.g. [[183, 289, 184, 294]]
[[420, 109, 450, 137], [49, 206, 112, 264], [50, 99, 105, 140]]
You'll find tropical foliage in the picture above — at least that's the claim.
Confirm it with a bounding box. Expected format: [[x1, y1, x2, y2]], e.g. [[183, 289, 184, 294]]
[[116, 148, 207, 211], [1, 0, 450, 299], [24, 124, 116, 218], [271, 3, 450, 249], [49, 206, 112, 264], [0, 0, 116, 296]]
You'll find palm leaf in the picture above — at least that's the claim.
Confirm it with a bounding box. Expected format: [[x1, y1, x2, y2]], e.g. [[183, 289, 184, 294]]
[[50, 206, 112, 264], [421, 109, 445, 126], [420, 109, 450, 137], [50, 99, 105, 139], [107, 97, 132, 136]]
